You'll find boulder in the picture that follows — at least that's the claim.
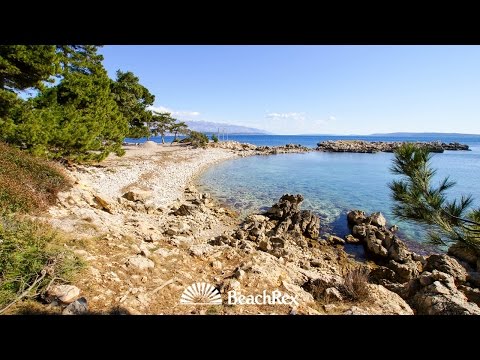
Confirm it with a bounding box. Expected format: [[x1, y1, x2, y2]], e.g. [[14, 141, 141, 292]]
[[424, 254, 468, 282], [93, 195, 114, 214], [345, 234, 360, 244], [448, 242, 479, 268], [352, 225, 367, 240], [347, 210, 366, 227], [369, 212, 386, 227], [126, 255, 155, 270], [122, 190, 152, 203], [47, 284, 81, 304], [388, 260, 420, 283], [327, 235, 345, 245], [264, 194, 303, 220], [369, 266, 397, 283], [302, 275, 343, 300], [388, 239, 411, 263], [234, 269, 246, 281], [458, 285, 480, 306], [363, 284, 414, 315], [410, 272, 480, 315], [292, 210, 320, 239], [282, 281, 315, 305], [365, 232, 388, 258], [62, 297, 88, 315]]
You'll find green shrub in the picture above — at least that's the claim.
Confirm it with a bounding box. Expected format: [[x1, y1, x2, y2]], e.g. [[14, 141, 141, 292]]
[[184, 131, 209, 148], [0, 142, 70, 214], [211, 134, 219, 143], [0, 216, 84, 312], [0, 142, 81, 313]]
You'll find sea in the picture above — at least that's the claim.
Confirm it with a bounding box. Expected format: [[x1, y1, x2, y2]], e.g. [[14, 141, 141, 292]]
[[195, 134, 480, 254], [127, 134, 480, 254]]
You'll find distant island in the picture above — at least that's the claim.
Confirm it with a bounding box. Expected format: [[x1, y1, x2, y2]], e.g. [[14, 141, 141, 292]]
[[369, 132, 480, 137], [185, 120, 271, 135]]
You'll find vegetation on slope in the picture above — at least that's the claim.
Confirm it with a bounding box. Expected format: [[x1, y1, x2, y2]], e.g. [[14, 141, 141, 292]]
[[0, 143, 82, 313]]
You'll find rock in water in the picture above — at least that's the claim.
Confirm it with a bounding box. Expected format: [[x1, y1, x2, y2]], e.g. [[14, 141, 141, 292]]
[[264, 194, 304, 220], [347, 210, 366, 227], [369, 212, 386, 227], [63, 297, 88, 315]]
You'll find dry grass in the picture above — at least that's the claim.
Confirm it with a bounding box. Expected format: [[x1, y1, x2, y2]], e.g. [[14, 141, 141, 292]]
[[0, 142, 71, 214], [0, 143, 82, 313], [341, 266, 370, 301]]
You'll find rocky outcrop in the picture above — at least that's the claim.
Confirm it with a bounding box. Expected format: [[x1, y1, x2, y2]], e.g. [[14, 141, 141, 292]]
[[347, 210, 421, 283], [424, 254, 468, 282], [408, 271, 480, 315], [317, 140, 469, 153], [448, 242, 479, 269], [211, 194, 320, 258], [209, 141, 312, 156], [347, 209, 480, 314]]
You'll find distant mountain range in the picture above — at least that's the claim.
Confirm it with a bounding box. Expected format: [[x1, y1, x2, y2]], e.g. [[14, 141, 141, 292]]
[[185, 120, 270, 135], [370, 132, 480, 137]]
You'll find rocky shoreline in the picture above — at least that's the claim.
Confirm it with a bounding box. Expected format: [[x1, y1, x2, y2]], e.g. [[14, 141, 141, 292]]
[[316, 140, 470, 153], [207, 139, 470, 155], [36, 141, 479, 315]]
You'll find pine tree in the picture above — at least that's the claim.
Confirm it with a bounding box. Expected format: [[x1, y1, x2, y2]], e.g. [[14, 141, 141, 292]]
[[0, 45, 58, 142], [151, 112, 175, 143], [29, 46, 128, 161], [389, 143, 480, 251], [170, 121, 188, 142], [110, 70, 155, 139]]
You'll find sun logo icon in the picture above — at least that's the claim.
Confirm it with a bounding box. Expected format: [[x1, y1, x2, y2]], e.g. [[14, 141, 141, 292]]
[[180, 282, 222, 305]]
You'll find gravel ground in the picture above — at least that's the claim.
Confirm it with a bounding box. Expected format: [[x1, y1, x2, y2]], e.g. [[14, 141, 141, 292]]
[[75, 142, 238, 208]]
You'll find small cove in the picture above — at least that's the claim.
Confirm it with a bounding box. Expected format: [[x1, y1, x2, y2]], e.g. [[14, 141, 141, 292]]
[[197, 137, 480, 254]]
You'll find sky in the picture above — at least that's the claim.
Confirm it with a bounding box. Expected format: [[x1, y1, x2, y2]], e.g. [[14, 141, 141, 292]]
[[99, 46, 480, 135]]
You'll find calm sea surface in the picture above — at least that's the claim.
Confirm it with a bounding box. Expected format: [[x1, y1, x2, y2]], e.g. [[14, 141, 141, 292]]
[[196, 134, 480, 253]]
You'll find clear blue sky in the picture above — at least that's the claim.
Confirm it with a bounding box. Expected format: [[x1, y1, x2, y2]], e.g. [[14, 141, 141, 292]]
[[100, 45, 480, 135]]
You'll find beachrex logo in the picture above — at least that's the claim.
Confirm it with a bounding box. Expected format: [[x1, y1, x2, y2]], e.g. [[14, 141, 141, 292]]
[[228, 289, 299, 306], [180, 282, 223, 305], [180, 282, 298, 306]]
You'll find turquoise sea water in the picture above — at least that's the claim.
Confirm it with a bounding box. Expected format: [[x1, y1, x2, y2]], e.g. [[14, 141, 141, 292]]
[[197, 135, 480, 253]]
